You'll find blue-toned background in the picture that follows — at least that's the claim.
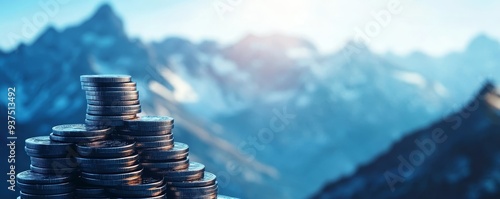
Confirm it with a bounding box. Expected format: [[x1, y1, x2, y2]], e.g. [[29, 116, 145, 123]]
[[1, 1, 500, 198]]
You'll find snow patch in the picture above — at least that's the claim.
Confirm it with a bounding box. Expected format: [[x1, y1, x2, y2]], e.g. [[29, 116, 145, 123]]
[[393, 70, 427, 89], [149, 80, 176, 102], [433, 82, 449, 97], [158, 67, 199, 103]]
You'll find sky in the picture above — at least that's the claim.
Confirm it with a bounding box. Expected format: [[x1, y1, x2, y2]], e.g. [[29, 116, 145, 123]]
[[0, 0, 499, 56]]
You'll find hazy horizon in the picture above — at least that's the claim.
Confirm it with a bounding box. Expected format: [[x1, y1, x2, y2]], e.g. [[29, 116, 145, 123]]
[[1, 0, 499, 56]]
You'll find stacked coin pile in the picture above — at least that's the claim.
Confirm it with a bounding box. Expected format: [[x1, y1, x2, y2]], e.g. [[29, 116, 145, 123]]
[[17, 74, 240, 199], [17, 170, 75, 198], [162, 162, 218, 198], [76, 138, 142, 187], [20, 136, 76, 197], [81, 75, 141, 127], [25, 136, 77, 176], [121, 120, 218, 198], [117, 116, 179, 172]]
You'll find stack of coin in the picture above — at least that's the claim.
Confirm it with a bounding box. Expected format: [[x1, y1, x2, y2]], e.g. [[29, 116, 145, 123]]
[[139, 142, 218, 198], [16, 74, 241, 199], [160, 162, 217, 198], [76, 138, 142, 187], [18, 136, 76, 198], [16, 170, 75, 198], [108, 175, 167, 198], [24, 136, 77, 175], [138, 141, 189, 173], [80, 75, 141, 127], [120, 116, 175, 149], [116, 116, 178, 172], [167, 171, 219, 199], [50, 124, 111, 144]]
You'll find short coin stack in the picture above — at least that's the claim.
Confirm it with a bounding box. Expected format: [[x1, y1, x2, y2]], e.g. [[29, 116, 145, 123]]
[[163, 163, 217, 199], [20, 137, 76, 197], [17, 170, 75, 199], [117, 116, 180, 172], [76, 139, 142, 188], [81, 75, 141, 127]]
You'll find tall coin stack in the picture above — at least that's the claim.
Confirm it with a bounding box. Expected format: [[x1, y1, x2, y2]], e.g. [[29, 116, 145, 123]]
[[17, 74, 240, 199], [81, 75, 141, 127]]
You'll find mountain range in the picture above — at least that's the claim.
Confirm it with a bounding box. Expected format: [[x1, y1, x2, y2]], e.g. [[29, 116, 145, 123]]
[[1, 4, 500, 199], [311, 83, 500, 199]]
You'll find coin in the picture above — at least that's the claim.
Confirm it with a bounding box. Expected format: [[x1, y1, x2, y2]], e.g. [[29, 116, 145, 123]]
[[86, 94, 139, 101], [29, 164, 77, 175], [167, 183, 218, 197], [157, 162, 205, 182], [17, 181, 74, 195], [120, 134, 173, 143], [87, 99, 140, 106], [81, 81, 136, 87], [117, 128, 172, 136], [30, 157, 77, 168], [24, 146, 71, 158], [135, 138, 174, 149], [80, 75, 131, 83], [124, 116, 174, 126], [81, 175, 141, 187], [76, 139, 136, 158], [76, 153, 139, 166], [87, 104, 141, 112], [16, 170, 74, 184], [167, 172, 217, 188], [81, 168, 143, 180], [52, 124, 111, 137], [140, 142, 189, 161], [86, 91, 139, 96], [141, 157, 190, 171], [85, 119, 127, 127], [20, 191, 74, 199], [25, 136, 73, 151], [49, 133, 107, 143]]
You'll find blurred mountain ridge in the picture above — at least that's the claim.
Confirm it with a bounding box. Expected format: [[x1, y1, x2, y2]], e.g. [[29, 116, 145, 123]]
[[311, 82, 500, 199]]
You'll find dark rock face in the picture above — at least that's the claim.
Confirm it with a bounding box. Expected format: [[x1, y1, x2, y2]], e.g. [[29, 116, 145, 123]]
[[311, 83, 500, 199]]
